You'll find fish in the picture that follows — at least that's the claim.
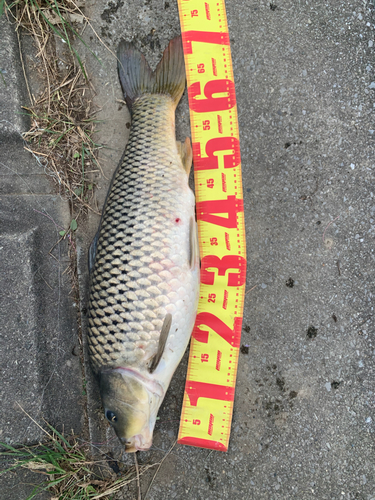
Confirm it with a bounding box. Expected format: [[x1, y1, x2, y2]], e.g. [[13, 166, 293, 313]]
[[87, 36, 200, 452]]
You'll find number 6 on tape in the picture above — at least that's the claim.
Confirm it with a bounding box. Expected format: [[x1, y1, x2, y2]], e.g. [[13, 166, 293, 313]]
[[177, 0, 247, 451]]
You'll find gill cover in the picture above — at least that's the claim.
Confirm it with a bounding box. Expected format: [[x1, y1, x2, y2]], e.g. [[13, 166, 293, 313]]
[[99, 369, 163, 452]]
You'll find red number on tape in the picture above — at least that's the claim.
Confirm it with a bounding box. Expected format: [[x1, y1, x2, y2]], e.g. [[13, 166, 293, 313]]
[[196, 195, 243, 228], [201, 254, 246, 286], [192, 313, 242, 347], [193, 137, 240, 171], [189, 80, 236, 113], [185, 380, 235, 406], [182, 30, 230, 55]]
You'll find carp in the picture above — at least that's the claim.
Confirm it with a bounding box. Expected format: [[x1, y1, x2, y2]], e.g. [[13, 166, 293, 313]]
[[87, 37, 199, 452]]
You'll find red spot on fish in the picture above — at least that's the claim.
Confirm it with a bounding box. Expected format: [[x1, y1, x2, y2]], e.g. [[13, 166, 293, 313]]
[[175, 218, 181, 223]]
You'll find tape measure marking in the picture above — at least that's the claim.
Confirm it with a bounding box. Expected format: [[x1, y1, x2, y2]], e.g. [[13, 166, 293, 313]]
[[177, 0, 246, 452]]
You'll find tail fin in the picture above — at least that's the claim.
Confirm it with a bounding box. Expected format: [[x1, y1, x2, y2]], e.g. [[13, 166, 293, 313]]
[[117, 36, 185, 110]]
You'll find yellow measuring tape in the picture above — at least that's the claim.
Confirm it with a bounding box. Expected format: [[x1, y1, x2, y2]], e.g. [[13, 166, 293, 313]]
[[177, 0, 246, 451]]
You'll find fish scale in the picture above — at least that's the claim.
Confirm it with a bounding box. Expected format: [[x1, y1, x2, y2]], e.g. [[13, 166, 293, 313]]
[[88, 94, 198, 372]]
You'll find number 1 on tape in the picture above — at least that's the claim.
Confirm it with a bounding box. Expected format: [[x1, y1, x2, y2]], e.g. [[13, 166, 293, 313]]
[[177, 0, 246, 451]]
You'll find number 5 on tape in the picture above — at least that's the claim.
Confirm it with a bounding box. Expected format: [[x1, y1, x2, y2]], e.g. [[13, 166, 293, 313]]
[[177, 0, 247, 452]]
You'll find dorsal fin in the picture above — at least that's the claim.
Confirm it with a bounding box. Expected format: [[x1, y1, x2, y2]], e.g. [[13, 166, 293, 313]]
[[148, 314, 172, 373]]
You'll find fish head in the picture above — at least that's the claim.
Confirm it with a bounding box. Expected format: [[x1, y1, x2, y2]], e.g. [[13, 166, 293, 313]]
[[99, 368, 163, 452]]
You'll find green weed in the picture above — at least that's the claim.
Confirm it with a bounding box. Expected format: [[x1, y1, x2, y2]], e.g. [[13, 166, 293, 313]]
[[0, 423, 151, 500]]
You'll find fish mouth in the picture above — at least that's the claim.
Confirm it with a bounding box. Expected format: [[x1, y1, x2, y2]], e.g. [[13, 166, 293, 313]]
[[121, 434, 152, 452]]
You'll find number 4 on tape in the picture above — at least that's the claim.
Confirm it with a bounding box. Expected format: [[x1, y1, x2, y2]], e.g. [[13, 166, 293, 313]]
[[177, 0, 247, 452]]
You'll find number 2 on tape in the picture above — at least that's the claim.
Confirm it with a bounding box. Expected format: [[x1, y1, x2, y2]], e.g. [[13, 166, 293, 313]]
[[177, 0, 247, 452]]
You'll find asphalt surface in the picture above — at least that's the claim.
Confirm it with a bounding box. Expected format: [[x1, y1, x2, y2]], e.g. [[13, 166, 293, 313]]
[[1, 0, 375, 499]]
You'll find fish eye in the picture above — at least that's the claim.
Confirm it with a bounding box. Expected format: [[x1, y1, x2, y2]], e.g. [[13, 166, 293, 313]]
[[106, 410, 118, 423]]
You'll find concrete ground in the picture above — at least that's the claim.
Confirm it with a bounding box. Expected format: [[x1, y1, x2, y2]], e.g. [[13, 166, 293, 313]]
[[1, 0, 375, 499], [0, 16, 83, 499]]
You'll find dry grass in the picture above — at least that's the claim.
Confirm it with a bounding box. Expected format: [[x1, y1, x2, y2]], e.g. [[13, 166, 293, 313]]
[[0, 420, 156, 500], [3, 0, 102, 218]]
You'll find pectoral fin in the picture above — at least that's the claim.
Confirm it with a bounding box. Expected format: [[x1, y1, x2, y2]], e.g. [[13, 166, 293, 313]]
[[148, 313, 172, 373]]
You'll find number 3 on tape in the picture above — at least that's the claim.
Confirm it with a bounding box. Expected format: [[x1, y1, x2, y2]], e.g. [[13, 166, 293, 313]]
[[177, 0, 247, 452]]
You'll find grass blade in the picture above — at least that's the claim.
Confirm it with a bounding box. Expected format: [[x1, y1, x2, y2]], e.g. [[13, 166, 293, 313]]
[[45, 422, 71, 448]]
